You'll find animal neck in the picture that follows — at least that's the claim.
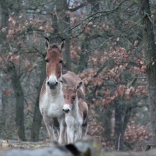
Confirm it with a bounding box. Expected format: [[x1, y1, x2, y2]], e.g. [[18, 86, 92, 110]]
[[71, 96, 79, 116]]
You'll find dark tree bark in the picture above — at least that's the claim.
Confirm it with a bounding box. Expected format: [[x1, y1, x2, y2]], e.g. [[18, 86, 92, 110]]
[[77, 33, 90, 73], [57, 0, 71, 70], [114, 100, 131, 151], [31, 61, 46, 141], [77, 0, 100, 73], [8, 64, 26, 141], [62, 8, 71, 71], [103, 107, 112, 141], [0, 0, 9, 42], [0, 0, 9, 137], [0, 91, 7, 138], [114, 100, 125, 151], [98, 105, 112, 141], [139, 0, 156, 146]]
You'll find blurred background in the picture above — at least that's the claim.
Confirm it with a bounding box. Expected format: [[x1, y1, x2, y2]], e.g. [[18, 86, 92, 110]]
[[0, 0, 155, 151]]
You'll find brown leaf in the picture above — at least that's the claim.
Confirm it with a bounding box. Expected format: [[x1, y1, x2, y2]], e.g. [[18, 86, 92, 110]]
[[0, 57, 4, 63], [117, 85, 125, 96], [134, 40, 139, 46], [4, 89, 11, 96], [26, 103, 32, 110], [27, 65, 33, 72]]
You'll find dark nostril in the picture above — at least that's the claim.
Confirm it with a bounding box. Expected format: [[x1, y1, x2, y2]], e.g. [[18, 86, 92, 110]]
[[55, 81, 58, 86], [63, 109, 70, 113], [47, 81, 58, 87], [47, 81, 50, 86]]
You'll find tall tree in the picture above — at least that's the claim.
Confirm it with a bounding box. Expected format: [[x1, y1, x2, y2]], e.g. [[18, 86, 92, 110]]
[[0, 0, 9, 137], [0, 0, 9, 42], [139, 0, 156, 147], [0, 0, 26, 140], [7, 64, 26, 141], [31, 59, 45, 141], [56, 0, 71, 70]]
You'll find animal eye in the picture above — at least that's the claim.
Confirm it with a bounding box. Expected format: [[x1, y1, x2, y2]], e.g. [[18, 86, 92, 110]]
[[59, 60, 63, 64], [72, 96, 75, 100], [45, 59, 49, 63]]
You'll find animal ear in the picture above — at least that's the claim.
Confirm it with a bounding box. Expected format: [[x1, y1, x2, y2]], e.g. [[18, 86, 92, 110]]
[[45, 37, 50, 50], [77, 81, 82, 90], [58, 40, 65, 51]]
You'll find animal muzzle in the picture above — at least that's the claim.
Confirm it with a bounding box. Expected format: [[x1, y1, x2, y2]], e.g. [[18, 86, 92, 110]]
[[63, 104, 71, 113], [47, 75, 58, 89], [47, 81, 58, 89]]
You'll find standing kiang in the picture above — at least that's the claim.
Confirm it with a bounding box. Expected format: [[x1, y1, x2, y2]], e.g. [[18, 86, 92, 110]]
[[63, 82, 88, 143]]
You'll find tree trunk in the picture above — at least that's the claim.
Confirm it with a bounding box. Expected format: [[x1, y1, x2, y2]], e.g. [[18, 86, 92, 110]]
[[114, 99, 131, 151], [98, 105, 112, 141], [77, 33, 89, 73], [139, 0, 156, 146], [62, 7, 71, 71], [114, 100, 125, 151], [49, 7, 58, 42], [77, 1, 100, 73], [57, 0, 71, 70], [31, 61, 46, 141], [0, 90, 7, 138], [0, 1, 10, 138], [8, 64, 26, 141], [103, 107, 112, 141], [0, 90, 4, 137], [0, 0, 9, 42]]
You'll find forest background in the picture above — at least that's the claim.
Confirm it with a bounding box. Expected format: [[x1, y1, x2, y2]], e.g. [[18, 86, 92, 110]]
[[0, 0, 156, 152]]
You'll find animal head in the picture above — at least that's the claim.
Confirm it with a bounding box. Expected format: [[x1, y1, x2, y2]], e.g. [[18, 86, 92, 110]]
[[63, 82, 82, 113], [45, 38, 65, 90]]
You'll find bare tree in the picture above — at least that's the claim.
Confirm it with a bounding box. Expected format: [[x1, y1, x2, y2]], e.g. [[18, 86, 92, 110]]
[[139, 0, 156, 147]]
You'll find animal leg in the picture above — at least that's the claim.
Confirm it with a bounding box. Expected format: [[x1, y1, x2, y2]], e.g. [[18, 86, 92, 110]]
[[82, 124, 88, 137], [43, 118, 57, 142], [58, 118, 66, 144], [67, 126, 74, 144], [75, 127, 82, 142]]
